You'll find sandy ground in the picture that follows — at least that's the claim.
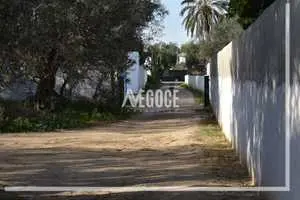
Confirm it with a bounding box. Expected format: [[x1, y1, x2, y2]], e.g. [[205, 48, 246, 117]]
[[0, 85, 263, 199]]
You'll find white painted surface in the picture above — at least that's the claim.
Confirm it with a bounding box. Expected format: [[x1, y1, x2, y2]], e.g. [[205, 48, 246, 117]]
[[209, 0, 300, 199], [178, 56, 186, 64], [206, 63, 211, 77], [184, 75, 205, 92], [126, 52, 147, 94], [4, 186, 289, 193]]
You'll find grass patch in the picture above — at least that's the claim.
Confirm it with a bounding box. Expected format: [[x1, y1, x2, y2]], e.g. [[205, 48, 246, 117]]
[[195, 118, 236, 158], [195, 120, 231, 152], [199, 121, 223, 137], [180, 83, 204, 104], [0, 100, 135, 133]]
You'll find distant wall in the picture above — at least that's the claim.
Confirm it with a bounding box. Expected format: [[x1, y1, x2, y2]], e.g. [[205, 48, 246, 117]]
[[209, 0, 300, 199], [185, 75, 205, 92], [1, 53, 145, 101], [0, 72, 107, 101]]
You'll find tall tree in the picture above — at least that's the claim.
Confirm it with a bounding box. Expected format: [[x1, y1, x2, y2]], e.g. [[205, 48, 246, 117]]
[[199, 17, 243, 59], [181, 42, 202, 68], [180, 0, 228, 40], [145, 42, 179, 82]]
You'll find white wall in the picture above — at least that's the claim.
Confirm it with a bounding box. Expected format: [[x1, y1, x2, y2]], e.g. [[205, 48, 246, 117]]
[[185, 75, 205, 92], [178, 56, 186, 64], [209, 0, 300, 199], [287, 0, 300, 199]]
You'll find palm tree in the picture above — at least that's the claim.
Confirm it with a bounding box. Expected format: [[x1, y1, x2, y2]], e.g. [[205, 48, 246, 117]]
[[180, 0, 228, 40]]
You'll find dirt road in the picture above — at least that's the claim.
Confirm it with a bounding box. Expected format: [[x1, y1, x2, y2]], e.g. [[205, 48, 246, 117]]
[[0, 85, 262, 199]]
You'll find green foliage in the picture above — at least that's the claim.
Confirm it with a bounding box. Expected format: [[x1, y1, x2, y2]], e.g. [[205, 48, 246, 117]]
[[179, 17, 242, 62], [180, 0, 229, 40], [145, 42, 179, 81], [181, 42, 202, 68], [0, 101, 135, 133], [179, 1, 242, 62], [199, 122, 223, 137], [0, 0, 167, 109], [199, 17, 243, 59], [179, 83, 189, 89], [0, 0, 168, 133], [159, 43, 179, 70], [145, 75, 161, 90], [229, 0, 276, 29]]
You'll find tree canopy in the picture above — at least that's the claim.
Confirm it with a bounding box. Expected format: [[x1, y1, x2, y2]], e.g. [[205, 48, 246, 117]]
[[0, 0, 167, 109], [229, 0, 276, 28], [181, 42, 202, 68], [145, 42, 179, 82], [180, 0, 229, 40], [199, 17, 243, 59], [179, 0, 244, 62]]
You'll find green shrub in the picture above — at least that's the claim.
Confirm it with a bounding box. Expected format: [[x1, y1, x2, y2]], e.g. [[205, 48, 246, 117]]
[[0, 100, 136, 133], [145, 75, 161, 90], [179, 83, 189, 89]]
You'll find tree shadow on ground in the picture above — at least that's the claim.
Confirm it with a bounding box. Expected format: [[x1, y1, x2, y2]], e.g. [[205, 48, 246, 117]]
[[0, 99, 256, 199]]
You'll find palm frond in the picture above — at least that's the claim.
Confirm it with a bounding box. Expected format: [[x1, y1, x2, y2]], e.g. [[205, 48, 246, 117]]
[[180, 0, 228, 40]]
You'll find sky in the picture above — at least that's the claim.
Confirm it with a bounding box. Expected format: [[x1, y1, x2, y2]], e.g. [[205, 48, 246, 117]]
[[160, 0, 191, 45]]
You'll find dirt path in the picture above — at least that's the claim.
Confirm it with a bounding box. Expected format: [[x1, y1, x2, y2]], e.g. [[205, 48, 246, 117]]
[[0, 85, 262, 199]]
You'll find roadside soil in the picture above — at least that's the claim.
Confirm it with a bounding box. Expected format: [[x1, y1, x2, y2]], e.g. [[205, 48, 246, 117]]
[[0, 86, 262, 200]]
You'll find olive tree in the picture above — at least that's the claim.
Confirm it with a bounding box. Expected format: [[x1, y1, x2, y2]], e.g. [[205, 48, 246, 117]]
[[0, 0, 167, 109]]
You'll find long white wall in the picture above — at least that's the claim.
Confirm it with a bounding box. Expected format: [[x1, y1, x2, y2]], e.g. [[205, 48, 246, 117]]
[[210, 0, 300, 199], [287, 0, 300, 199]]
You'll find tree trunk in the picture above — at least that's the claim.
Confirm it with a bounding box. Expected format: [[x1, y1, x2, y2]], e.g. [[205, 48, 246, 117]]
[[110, 69, 116, 99], [117, 70, 125, 107], [35, 48, 58, 110]]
